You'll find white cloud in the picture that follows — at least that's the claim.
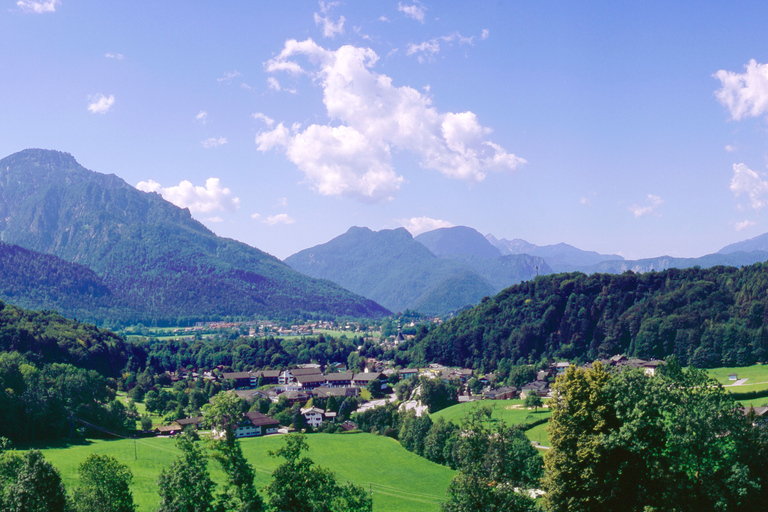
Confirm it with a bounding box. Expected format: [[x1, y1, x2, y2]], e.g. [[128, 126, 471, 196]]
[[379, 15, 390, 22], [87, 94, 115, 114], [258, 38, 524, 202], [579, 197, 590, 206], [217, 70, 242, 83], [629, 194, 663, 218], [264, 213, 296, 225], [205, 216, 223, 223], [267, 77, 282, 91], [407, 32, 475, 62], [314, 1, 345, 38], [735, 219, 756, 231], [136, 177, 240, 214], [714, 59, 768, 121], [481, 29, 489, 40], [240, 83, 252, 90], [196, 111, 208, 124], [17, 0, 58, 13], [276, 197, 288, 207], [730, 162, 768, 211], [725, 144, 736, 152], [400, 217, 454, 236], [105, 53, 124, 60], [251, 212, 262, 219], [201, 137, 227, 148], [252, 112, 275, 127], [398, 2, 426, 23]]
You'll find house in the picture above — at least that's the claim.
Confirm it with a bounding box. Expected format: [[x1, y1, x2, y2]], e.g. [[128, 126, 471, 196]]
[[398, 368, 419, 379], [155, 424, 179, 436], [729, 373, 739, 381], [325, 372, 354, 388], [233, 412, 280, 438], [311, 386, 359, 399], [233, 388, 275, 403], [520, 381, 549, 399], [251, 370, 280, 386], [222, 371, 252, 389], [553, 362, 570, 375], [483, 386, 518, 400], [352, 372, 381, 387], [279, 367, 323, 385], [175, 416, 204, 429], [295, 373, 329, 390], [300, 407, 325, 428], [279, 390, 312, 404]]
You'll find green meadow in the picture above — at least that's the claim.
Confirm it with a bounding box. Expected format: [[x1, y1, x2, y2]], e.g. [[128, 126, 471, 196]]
[[706, 363, 768, 386], [430, 399, 552, 447], [30, 433, 454, 512]]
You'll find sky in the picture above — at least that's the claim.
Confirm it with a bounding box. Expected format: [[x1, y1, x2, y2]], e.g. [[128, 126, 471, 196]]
[[4, 1, 768, 261]]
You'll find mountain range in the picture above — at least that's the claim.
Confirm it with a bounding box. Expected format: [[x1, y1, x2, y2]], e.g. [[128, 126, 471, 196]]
[[4, 148, 768, 323], [0, 149, 389, 324]]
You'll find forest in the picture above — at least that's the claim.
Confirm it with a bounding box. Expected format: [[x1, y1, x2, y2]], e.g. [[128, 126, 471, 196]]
[[410, 263, 768, 371]]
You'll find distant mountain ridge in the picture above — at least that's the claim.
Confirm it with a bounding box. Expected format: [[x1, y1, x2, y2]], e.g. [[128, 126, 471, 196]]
[[286, 226, 550, 315], [285, 226, 496, 315], [0, 149, 389, 323], [486, 234, 624, 271]]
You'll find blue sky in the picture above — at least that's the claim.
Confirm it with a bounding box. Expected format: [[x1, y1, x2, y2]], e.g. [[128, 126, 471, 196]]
[[3, 1, 768, 260]]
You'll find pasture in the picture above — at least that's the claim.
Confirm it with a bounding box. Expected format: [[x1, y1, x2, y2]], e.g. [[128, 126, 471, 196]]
[[30, 432, 454, 512]]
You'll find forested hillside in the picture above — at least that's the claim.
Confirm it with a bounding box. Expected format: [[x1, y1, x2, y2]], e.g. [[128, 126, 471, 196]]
[[0, 241, 128, 321], [0, 149, 388, 324], [412, 263, 768, 370]]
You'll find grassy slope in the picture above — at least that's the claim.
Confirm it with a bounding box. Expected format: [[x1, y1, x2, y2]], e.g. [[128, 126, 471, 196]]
[[430, 399, 552, 448], [33, 433, 454, 512]]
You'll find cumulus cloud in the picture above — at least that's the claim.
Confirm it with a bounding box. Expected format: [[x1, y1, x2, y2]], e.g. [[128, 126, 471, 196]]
[[252, 112, 275, 127], [17, 0, 58, 13], [196, 111, 208, 124], [714, 59, 768, 121], [87, 94, 115, 114], [406, 32, 476, 62], [398, 2, 426, 23], [257, 38, 525, 202], [136, 177, 240, 214], [201, 137, 227, 148], [629, 194, 663, 218], [730, 163, 768, 211], [105, 53, 124, 60], [481, 29, 489, 40], [400, 216, 454, 236], [264, 213, 296, 225], [735, 219, 756, 231], [314, 1, 345, 38]]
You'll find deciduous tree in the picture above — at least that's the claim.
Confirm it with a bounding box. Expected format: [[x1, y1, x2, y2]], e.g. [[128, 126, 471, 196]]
[[72, 454, 135, 512]]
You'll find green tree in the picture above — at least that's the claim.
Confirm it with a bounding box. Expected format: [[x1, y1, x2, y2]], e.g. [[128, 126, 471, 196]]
[[543, 362, 765, 512], [265, 434, 371, 512], [72, 454, 135, 512], [523, 393, 543, 412], [441, 405, 540, 512], [157, 432, 215, 512], [0, 449, 69, 512], [204, 391, 263, 512]]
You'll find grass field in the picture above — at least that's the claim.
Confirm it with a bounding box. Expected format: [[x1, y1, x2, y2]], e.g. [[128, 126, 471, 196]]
[[430, 399, 552, 447], [30, 433, 454, 512], [430, 399, 551, 426], [706, 364, 768, 386]]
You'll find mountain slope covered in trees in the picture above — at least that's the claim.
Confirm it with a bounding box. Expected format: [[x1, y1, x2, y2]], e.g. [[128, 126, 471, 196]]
[[0, 149, 389, 324], [411, 263, 768, 370], [285, 226, 495, 314]]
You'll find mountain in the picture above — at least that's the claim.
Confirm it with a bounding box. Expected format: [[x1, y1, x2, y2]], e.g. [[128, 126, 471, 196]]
[[284, 226, 496, 315], [415, 226, 551, 290], [718, 232, 768, 254], [0, 149, 389, 323], [416, 226, 502, 259], [578, 251, 768, 274], [0, 241, 123, 320], [486, 234, 624, 272], [410, 262, 768, 371]]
